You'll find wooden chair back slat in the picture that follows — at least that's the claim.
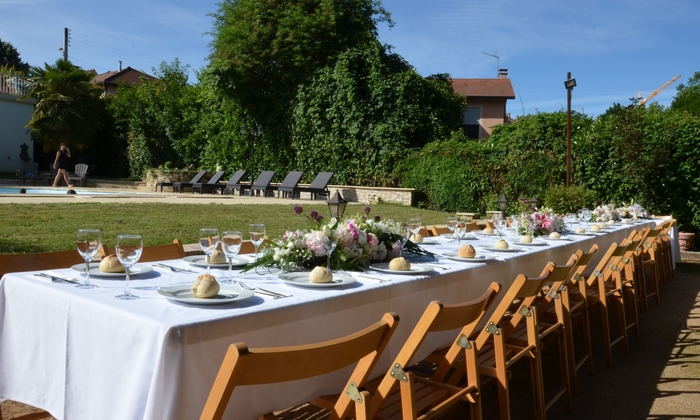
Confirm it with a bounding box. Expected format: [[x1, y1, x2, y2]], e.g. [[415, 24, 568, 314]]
[[0, 250, 84, 277]]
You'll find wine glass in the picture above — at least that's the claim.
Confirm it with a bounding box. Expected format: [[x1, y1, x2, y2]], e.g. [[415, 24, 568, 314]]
[[446, 216, 457, 241], [408, 218, 422, 241], [199, 228, 220, 274], [248, 224, 266, 262], [495, 219, 507, 239], [221, 231, 243, 284], [76, 229, 102, 289], [115, 234, 143, 300], [510, 216, 520, 237], [454, 221, 466, 243], [324, 234, 338, 272]]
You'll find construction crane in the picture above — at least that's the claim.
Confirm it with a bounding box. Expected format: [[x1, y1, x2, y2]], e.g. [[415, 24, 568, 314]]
[[638, 74, 681, 106]]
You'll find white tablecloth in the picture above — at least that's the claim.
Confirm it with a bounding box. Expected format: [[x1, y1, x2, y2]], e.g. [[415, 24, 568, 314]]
[[0, 221, 661, 419]]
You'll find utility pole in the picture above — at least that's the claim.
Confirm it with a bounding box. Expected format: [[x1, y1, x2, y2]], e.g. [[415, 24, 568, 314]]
[[63, 28, 69, 61]]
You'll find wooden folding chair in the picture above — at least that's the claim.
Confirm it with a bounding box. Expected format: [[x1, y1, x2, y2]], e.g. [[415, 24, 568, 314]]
[[474, 262, 573, 420], [199, 312, 399, 420], [549, 244, 599, 395], [0, 249, 84, 277], [99, 239, 185, 262], [483, 220, 496, 229], [578, 241, 633, 367], [0, 406, 52, 420], [465, 221, 479, 232], [429, 225, 450, 236], [364, 283, 502, 420]]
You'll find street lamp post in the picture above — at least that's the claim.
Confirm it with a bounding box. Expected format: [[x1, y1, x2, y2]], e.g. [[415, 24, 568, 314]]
[[564, 73, 577, 187], [240, 124, 263, 196]]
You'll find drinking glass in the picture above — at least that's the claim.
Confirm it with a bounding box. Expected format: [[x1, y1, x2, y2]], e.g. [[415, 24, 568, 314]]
[[221, 231, 243, 284], [446, 216, 457, 241], [408, 218, 422, 240], [248, 224, 266, 262], [115, 234, 143, 300], [324, 234, 338, 272], [495, 219, 507, 239], [199, 228, 220, 274], [454, 221, 466, 243], [510, 216, 520, 237], [76, 229, 102, 289]]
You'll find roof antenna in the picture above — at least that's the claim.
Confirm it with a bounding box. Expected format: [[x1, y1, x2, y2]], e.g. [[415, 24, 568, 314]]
[[118, 61, 122, 71], [481, 51, 499, 76]]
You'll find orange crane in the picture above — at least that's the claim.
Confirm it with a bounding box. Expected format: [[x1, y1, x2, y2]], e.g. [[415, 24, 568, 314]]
[[638, 74, 681, 106]]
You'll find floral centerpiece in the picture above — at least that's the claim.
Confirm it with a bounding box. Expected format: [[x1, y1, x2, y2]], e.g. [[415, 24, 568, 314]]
[[243, 206, 434, 272], [616, 200, 649, 220], [592, 203, 619, 222], [516, 207, 565, 237]]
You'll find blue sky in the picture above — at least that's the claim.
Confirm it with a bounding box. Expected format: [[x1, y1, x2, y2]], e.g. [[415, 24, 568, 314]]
[[2, 0, 698, 118]]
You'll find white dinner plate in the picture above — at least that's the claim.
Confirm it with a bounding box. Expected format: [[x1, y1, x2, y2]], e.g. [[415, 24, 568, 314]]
[[474, 230, 499, 236], [510, 239, 548, 247], [278, 272, 356, 288], [478, 246, 526, 253], [157, 284, 254, 305], [442, 252, 498, 262], [71, 263, 153, 278], [440, 233, 478, 240], [369, 263, 435, 275], [183, 255, 249, 268], [544, 236, 572, 241], [568, 231, 600, 236]]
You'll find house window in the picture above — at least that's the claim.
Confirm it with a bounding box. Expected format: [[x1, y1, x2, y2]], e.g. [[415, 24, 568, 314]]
[[462, 107, 481, 139]]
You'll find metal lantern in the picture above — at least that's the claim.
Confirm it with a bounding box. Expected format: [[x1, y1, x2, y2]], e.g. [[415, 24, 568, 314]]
[[498, 194, 509, 220], [326, 191, 348, 219]]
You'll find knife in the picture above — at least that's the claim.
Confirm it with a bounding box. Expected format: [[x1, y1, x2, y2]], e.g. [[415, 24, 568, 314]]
[[34, 273, 81, 284]]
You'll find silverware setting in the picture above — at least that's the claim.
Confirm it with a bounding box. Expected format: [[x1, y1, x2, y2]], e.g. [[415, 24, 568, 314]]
[[154, 263, 196, 273], [354, 274, 390, 283], [236, 279, 292, 298], [34, 273, 82, 285]]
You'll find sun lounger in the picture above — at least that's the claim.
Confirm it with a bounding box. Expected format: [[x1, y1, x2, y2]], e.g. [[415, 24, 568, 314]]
[[18, 161, 39, 186], [221, 170, 247, 195], [192, 171, 226, 194], [275, 171, 305, 198], [172, 170, 207, 193], [295, 171, 334, 200], [240, 171, 276, 197]]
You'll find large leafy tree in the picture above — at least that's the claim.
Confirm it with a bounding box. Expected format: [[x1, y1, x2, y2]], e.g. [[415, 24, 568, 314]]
[[208, 0, 392, 128], [0, 38, 30, 74], [290, 41, 466, 186], [671, 71, 700, 116], [23, 59, 104, 152]]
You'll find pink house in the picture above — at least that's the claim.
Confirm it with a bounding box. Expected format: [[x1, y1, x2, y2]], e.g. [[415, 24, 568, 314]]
[[451, 69, 515, 139]]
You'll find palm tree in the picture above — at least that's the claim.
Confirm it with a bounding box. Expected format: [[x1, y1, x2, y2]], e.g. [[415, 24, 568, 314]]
[[23, 59, 105, 152]]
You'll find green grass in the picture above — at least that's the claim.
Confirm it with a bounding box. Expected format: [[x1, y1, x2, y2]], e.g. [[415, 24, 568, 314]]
[[0, 202, 452, 254]]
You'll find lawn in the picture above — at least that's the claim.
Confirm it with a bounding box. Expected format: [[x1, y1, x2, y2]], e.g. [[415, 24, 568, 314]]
[[0, 202, 452, 254]]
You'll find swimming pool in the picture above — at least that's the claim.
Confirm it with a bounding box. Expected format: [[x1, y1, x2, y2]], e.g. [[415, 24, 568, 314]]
[[0, 187, 139, 195]]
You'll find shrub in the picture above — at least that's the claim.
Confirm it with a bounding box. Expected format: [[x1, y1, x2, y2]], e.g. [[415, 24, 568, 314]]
[[543, 185, 597, 214]]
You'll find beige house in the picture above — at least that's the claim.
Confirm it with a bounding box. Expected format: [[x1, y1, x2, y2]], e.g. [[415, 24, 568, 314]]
[[91, 67, 156, 96], [451, 69, 515, 139]]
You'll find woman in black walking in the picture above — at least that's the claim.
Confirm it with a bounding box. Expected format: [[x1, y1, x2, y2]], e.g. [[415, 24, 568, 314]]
[[52, 143, 73, 187]]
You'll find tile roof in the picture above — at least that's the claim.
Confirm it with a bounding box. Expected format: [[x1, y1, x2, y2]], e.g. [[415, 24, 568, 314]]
[[92, 67, 156, 86], [451, 78, 515, 99]]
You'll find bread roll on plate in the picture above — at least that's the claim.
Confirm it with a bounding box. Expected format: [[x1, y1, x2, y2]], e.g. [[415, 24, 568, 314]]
[[99, 254, 125, 273]]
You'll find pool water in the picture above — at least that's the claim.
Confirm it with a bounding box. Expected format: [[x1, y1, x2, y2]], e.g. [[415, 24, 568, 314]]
[[0, 187, 129, 195]]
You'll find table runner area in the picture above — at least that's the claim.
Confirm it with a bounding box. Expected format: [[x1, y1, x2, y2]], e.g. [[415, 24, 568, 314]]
[[0, 220, 663, 419]]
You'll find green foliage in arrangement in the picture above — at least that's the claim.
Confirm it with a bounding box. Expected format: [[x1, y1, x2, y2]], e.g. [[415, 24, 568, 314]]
[[543, 185, 597, 215], [290, 42, 466, 186]]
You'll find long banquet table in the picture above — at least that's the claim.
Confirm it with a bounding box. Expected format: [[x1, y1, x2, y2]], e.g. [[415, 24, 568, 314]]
[[0, 220, 666, 419]]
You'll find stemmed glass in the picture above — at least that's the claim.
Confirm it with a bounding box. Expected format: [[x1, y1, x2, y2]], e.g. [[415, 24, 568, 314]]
[[248, 224, 266, 262], [76, 229, 102, 289], [397, 224, 411, 257], [115, 234, 143, 300], [446, 217, 457, 241], [199, 228, 220, 274], [495, 219, 507, 239], [510, 216, 520, 237], [324, 234, 338, 272], [408, 218, 422, 241], [221, 231, 243, 284], [454, 221, 466, 243]]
